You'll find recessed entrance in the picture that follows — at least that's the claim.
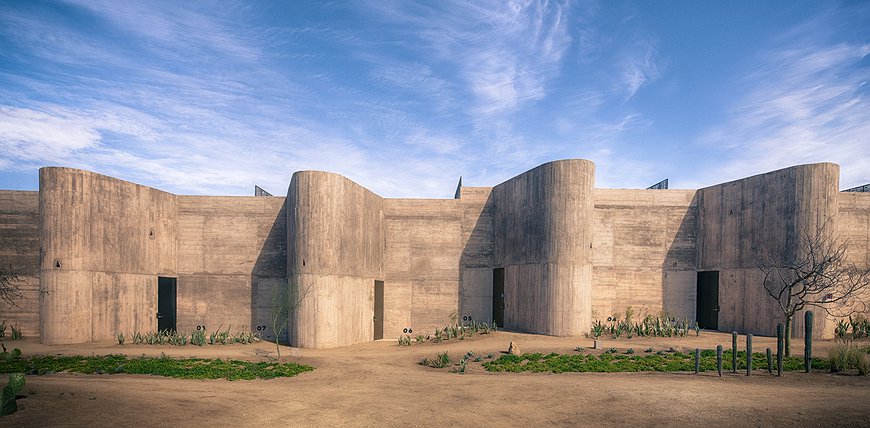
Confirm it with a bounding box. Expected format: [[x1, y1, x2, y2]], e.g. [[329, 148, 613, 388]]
[[492, 268, 504, 326], [157, 277, 177, 332], [374, 280, 384, 340], [696, 271, 719, 330]]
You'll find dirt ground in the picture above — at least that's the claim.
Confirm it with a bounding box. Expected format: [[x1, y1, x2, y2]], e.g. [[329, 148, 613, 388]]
[[2, 330, 869, 427]]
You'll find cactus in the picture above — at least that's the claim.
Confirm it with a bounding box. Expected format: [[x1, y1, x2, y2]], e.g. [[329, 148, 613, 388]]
[[731, 331, 738, 373], [716, 345, 723, 377], [694, 348, 700, 374], [0, 384, 15, 416], [805, 311, 813, 373], [766, 348, 773, 374], [776, 323, 784, 377], [7, 373, 24, 394], [746, 334, 753, 376]]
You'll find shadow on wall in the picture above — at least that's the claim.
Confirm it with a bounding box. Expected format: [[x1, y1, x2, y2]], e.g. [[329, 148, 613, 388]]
[[250, 199, 288, 344], [457, 189, 495, 327], [660, 193, 700, 326]]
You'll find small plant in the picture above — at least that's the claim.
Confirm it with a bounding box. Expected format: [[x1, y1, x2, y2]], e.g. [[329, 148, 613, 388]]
[[454, 357, 468, 374], [397, 335, 412, 346], [1, 373, 25, 416], [420, 352, 451, 368], [415, 334, 425, 344], [604, 348, 617, 354], [694, 322, 701, 337], [644, 347, 654, 353], [625, 348, 634, 355], [486, 353, 494, 359], [0, 321, 6, 339], [829, 341, 869, 375], [591, 320, 604, 339], [474, 356, 482, 362], [116, 332, 125, 345], [9, 325, 22, 341], [575, 347, 584, 352]]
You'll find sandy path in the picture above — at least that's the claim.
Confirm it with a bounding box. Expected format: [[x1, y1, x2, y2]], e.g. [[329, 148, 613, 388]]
[[2, 331, 869, 427]]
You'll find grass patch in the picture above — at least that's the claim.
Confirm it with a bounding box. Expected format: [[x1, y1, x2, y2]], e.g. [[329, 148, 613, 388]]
[[482, 351, 830, 373], [0, 354, 313, 381]]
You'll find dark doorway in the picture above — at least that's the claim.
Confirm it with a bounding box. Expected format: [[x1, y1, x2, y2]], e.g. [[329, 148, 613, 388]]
[[492, 268, 504, 327], [374, 280, 384, 340], [157, 277, 177, 332], [696, 271, 719, 330]]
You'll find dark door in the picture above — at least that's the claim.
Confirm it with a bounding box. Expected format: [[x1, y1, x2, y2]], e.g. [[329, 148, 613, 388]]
[[696, 271, 719, 330], [492, 268, 504, 327], [157, 277, 177, 332], [374, 280, 384, 340]]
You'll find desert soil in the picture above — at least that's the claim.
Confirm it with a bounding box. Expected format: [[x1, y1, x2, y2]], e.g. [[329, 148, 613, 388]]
[[2, 330, 869, 427]]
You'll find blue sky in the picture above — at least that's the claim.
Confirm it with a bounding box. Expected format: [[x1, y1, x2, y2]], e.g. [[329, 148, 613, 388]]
[[1, 1, 868, 197]]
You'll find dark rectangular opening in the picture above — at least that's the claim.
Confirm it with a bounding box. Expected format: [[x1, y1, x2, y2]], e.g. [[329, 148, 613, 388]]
[[374, 280, 384, 340], [492, 268, 504, 327], [696, 271, 719, 330], [157, 277, 177, 332]]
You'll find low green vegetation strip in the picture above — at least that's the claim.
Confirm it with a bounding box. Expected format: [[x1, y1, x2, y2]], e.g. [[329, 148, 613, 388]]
[[0, 354, 313, 380], [482, 351, 830, 373]]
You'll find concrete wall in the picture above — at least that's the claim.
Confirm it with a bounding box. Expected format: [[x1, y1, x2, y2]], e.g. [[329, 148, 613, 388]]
[[287, 171, 384, 348], [491, 159, 595, 336], [0, 191, 40, 336], [176, 196, 286, 338], [592, 189, 697, 321], [696, 163, 840, 338], [458, 187, 495, 325], [383, 198, 462, 337], [39, 167, 177, 344], [837, 192, 870, 326]]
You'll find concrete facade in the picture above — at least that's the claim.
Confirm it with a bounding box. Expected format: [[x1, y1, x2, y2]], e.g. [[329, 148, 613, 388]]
[[0, 160, 868, 347]]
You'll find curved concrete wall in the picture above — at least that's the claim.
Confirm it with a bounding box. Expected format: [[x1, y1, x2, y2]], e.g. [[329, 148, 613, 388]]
[[492, 159, 595, 336], [39, 168, 177, 344], [287, 171, 384, 348], [697, 163, 839, 338]]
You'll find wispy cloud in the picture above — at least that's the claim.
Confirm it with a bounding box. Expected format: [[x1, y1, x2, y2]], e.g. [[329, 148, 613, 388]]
[[698, 18, 870, 189]]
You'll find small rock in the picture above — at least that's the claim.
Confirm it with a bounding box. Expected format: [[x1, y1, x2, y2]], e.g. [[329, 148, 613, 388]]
[[508, 341, 522, 356]]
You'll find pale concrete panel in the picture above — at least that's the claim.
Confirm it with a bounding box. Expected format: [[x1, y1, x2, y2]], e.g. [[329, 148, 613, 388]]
[[291, 274, 374, 349], [39, 168, 176, 344], [493, 160, 595, 336], [288, 171, 384, 348], [176, 274, 253, 335], [383, 281, 412, 338], [460, 268, 492, 324]]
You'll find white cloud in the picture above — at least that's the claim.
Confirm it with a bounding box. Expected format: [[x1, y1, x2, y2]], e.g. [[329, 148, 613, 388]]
[[0, 106, 101, 159], [620, 40, 661, 101], [699, 39, 870, 189]]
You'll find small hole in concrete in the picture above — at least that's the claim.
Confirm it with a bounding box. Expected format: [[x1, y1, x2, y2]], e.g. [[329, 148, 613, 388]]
[[302, 259, 305, 266], [149, 228, 155, 239], [54, 259, 61, 268]]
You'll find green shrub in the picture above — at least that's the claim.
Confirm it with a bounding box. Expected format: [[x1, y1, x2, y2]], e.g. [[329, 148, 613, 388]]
[[0, 354, 312, 380], [481, 350, 829, 374]]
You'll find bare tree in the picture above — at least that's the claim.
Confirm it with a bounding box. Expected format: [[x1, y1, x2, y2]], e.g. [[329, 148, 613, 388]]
[[270, 279, 312, 359], [0, 265, 24, 309], [760, 218, 870, 356]]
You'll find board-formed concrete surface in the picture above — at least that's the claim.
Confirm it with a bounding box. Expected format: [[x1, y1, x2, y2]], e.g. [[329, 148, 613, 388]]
[[0, 159, 868, 348]]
